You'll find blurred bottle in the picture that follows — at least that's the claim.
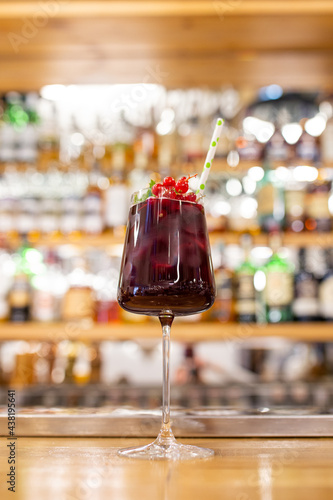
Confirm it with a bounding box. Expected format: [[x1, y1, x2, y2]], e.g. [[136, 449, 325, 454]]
[[263, 233, 294, 323], [104, 136, 130, 234], [59, 195, 82, 235], [16, 197, 39, 237], [321, 109, 333, 164], [64, 342, 77, 384], [89, 343, 102, 384], [296, 131, 319, 162], [179, 116, 204, 163], [0, 198, 15, 234], [9, 272, 31, 322], [293, 248, 319, 321], [256, 161, 284, 233], [305, 178, 332, 232], [319, 248, 333, 321], [133, 126, 157, 170], [39, 198, 60, 234], [11, 352, 35, 387], [236, 134, 263, 162], [73, 344, 91, 385], [209, 243, 234, 322], [174, 344, 202, 385], [62, 257, 94, 321], [0, 248, 14, 321], [306, 246, 328, 281], [82, 160, 104, 235], [31, 249, 67, 322], [265, 130, 290, 163], [37, 100, 60, 171], [0, 123, 15, 163], [234, 235, 257, 323], [157, 120, 178, 174], [284, 187, 305, 233], [94, 296, 120, 323]]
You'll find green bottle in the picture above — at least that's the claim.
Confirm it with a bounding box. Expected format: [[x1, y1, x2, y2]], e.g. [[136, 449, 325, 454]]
[[256, 159, 285, 233], [263, 233, 294, 323], [235, 235, 257, 323]]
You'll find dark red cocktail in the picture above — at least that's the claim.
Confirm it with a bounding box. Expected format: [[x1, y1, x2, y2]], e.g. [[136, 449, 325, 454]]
[[117, 183, 216, 460], [118, 196, 215, 316]]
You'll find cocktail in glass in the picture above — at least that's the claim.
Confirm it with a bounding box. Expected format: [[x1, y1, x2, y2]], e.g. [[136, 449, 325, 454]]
[[117, 188, 216, 459]]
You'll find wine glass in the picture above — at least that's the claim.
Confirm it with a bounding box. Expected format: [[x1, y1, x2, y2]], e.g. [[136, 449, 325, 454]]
[[117, 188, 216, 459]]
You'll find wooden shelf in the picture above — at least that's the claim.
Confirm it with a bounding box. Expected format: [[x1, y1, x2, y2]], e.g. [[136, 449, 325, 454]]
[[3, 230, 333, 249], [210, 232, 333, 247], [0, 321, 332, 342]]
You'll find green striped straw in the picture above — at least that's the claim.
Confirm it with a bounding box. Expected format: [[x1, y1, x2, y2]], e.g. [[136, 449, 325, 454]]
[[196, 118, 224, 196]]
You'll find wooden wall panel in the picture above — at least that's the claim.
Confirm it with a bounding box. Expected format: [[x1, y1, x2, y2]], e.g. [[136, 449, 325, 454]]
[[0, 2, 333, 90]]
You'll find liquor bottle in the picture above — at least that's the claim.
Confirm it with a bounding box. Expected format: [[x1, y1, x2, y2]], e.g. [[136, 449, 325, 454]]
[[89, 343, 102, 384], [73, 344, 91, 385], [236, 134, 263, 162], [179, 116, 204, 163], [319, 248, 333, 321], [0, 248, 14, 322], [209, 243, 234, 323], [82, 160, 104, 235], [59, 195, 82, 235], [284, 187, 306, 233], [37, 99, 60, 171], [305, 179, 332, 232], [256, 161, 285, 233], [0, 122, 15, 163], [321, 111, 333, 164], [31, 249, 67, 322], [157, 121, 178, 174], [39, 198, 60, 234], [104, 173, 129, 234], [234, 235, 257, 323], [263, 233, 294, 323], [265, 130, 290, 163], [296, 131, 319, 162], [9, 273, 31, 322], [62, 257, 94, 321], [133, 126, 157, 170], [293, 248, 319, 321]]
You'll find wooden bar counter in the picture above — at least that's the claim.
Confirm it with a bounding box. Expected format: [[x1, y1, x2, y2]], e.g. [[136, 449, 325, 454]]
[[1, 437, 333, 499]]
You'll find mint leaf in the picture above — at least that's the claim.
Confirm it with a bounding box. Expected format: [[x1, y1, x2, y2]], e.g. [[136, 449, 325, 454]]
[[134, 179, 157, 204]]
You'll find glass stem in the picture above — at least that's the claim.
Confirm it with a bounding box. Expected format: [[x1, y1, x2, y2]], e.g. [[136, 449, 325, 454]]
[[158, 311, 174, 442]]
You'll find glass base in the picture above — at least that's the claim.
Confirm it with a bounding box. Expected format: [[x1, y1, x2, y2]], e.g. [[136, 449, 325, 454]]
[[118, 434, 214, 461]]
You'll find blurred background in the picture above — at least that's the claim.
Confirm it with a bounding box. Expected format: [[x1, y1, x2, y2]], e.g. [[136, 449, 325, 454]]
[[0, 0, 333, 415]]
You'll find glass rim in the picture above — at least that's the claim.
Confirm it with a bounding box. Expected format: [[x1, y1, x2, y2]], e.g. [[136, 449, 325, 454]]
[[130, 187, 204, 206]]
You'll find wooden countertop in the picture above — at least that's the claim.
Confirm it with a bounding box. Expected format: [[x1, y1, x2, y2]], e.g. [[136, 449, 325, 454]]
[[1, 437, 333, 500]]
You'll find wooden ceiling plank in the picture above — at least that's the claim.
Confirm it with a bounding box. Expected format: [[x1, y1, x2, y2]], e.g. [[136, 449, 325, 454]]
[[1, 53, 333, 91], [1, 1, 333, 18], [1, 16, 333, 53]]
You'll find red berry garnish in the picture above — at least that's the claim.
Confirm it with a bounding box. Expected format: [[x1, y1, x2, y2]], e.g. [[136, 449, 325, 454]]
[[165, 189, 177, 199], [152, 183, 164, 197], [185, 192, 197, 202], [175, 177, 189, 194], [163, 176, 176, 188]]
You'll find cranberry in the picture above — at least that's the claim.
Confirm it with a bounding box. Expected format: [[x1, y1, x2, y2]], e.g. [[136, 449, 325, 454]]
[[185, 192, 197, 202], [166, 189, 177, 199], [152, 183, 164, 197], [175, 177, 189, 194], [163, 176, 176, 188]]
